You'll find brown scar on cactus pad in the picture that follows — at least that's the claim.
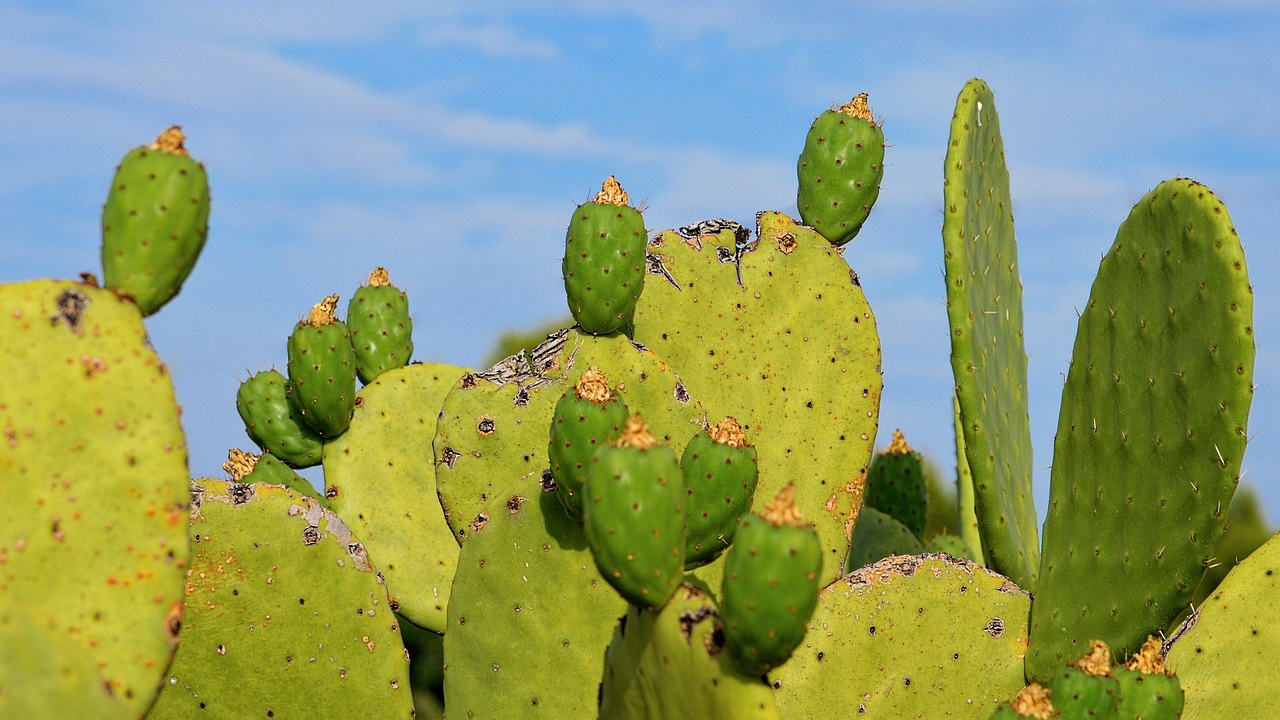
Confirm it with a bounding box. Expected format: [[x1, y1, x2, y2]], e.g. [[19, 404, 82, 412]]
[[304, 293, 340, 326], [594, 175, 629, 205], [1012, 683, 1054, 719]]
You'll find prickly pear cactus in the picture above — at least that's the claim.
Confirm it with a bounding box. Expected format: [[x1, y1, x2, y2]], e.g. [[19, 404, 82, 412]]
[[287, 294, 358, 438], [955, 395, 984, 562], [796, 92, 885, 246], [0, 279, 189, 717], [772, 555, 1031, 718], [548, 365, 629, 520], [100, 126, 210, 316], [942, 78, 1040, 590], [865, 429, 928, 539], [634, 212, 882, 583], [236, 367, 325, 468], [682, 416, 758, 568], [1167, 532, 1280, 718], [148, 480, 413, 718], [563, 176, 648, 335], [1028, 178, 1255, 679], [584, 415, 687, 608], [322, 362, 470, 633], [925, 533, 977, 561], [0, 603, 129, 719], [223, 447, 324, 504], [845, 505, 925, 569], [347, 267, 414, 385], [598, 584, 780, 719]]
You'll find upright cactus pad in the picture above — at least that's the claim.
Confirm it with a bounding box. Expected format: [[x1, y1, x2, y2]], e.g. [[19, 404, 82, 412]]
[[147, 481, 413, 718], [562, 176, 648, 335], [584, 415, 687, 608], [348, 267, 414, 385], [0, 279, 189, 717], [287, 294, 357, 438], [598, 584, 780, 719], [100, 126, 210, 316], [236, 367, 325, 467], [322, 362, 470, 633], [772, 555, 1031, 718], [548, 365, 630, 521], [796, 93, 885, 246], [720, 485, 822, 676], [634, 212, 882, 583], [681, 416, 759, 568], [865, 429, 929, 540], [1028, 178, 1255, 679], [942, 78, 1040, 590]]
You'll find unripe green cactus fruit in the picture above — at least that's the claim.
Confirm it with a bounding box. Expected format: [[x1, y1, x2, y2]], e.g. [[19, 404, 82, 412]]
[[721, 484, 822, 676], [681, 416, 759, 568], [100, 126, 210, 316], [864, 429, 929, 540], [584, 414, 687, 608], [796, 93, 885, 246], [347, 267, 413, 384], [562, 176, 647, 334], [286, 294, 357, 438], [548, 365, 629, 520], [235, 367, 324, 467], [845, 505, 924, 569]]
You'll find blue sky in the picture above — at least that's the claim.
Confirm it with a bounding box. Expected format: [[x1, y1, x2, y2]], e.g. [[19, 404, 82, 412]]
[[3, 2, 1278, 524]]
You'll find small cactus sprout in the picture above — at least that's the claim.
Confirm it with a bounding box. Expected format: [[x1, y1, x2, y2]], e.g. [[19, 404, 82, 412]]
[[347, 267, 413, 385], [562, 176, 648, 335], [682, 416, 759, 568], [583, 414, 687, 608], [796, 93, 885, 246], [548, 366, 629, 521], [286, 294, 357, 438], [720, 484, 822, 676]]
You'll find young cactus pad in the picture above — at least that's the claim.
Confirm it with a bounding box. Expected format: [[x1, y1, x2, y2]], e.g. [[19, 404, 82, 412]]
[[796, 93, 885, 246], [100, 126, 210, 316], [286, 294, 358, 438], [1027, 178, 1255, 680], [0, 279, 189, 717], [563, 175, 648, 335], [347, 267, 414, 385], [942, 78, 1040, 590], [147, 481, 413, 718], [771, 555, 1031, 719]]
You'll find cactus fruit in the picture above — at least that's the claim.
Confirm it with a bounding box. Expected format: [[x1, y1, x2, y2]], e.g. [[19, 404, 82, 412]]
[[598, 584, 780, 719], [943, 78, 1040, 590], [682, 416, 759, 568], [720, 484, 822, 676], [286, 294, 357, 438], [1113, 639, 1185, 720], [865, 429, 929, 539], [147, 480, 413, 718], [235, 367, 325, 467], [348, 267, 414, 385], [100, 126, 210, 316], [796, 93, 885, 246], [548, 365, 629, 520], [1028, 178, 1255, 679], [583, 414, 687, 608], [846, 505, 925, 569], [773, 555, 1031, 718], [222, 447, 324, 504], [562, 175, 648, 335], [0, 279, 189, 717]]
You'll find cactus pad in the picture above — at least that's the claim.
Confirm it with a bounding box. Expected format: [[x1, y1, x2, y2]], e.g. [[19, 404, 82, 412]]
[[846, 505, 925, 569]]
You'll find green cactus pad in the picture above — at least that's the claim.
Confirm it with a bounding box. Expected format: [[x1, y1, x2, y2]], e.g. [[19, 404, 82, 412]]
[[0, 279, 189, 717], [846, 505, 926, 569], [287, 294, 358, 438], [1166, 532, 1280, 718], [1028, 178, 1255, 680], [598, 584, 780, 719], [634, 212, 882, 584], [322, 362, 470, 633], [348, 267, 414, 385], [796, 93, 885, 246], [548, 366, 630, 520], [236, 367, 325, 468], [925, 533, 977, 562], [148, 480, 413, 718], [100, 126, 210, 316], [0, 604, 129, 719], [584, 416, 687, 607], [443, 479, 627, 718], [563, 176, 648, 335], [772, 554, 1031, 718], [865, 429, 929, 539], [955, 394, 985, 563], [434, 328, 704, 545], [942, 78, 1040, 590], [682, 416, 759, 568]]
